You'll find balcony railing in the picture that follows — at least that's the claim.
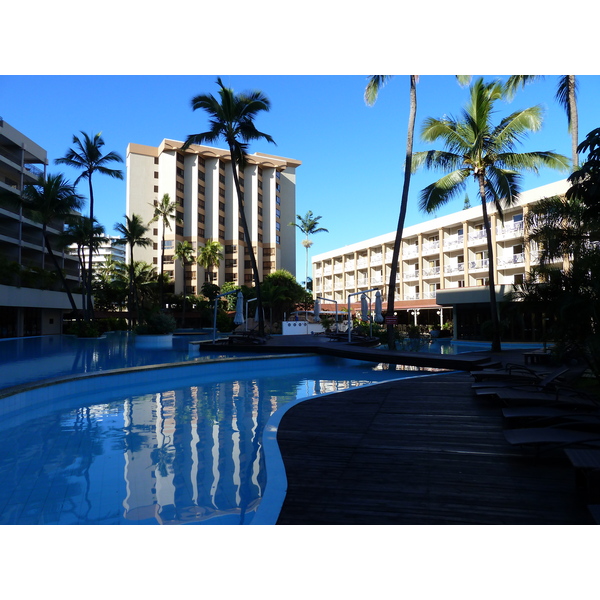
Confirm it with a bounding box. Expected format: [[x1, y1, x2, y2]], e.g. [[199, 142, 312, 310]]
[[468, 230, 487, 243], [344, 260, 355, 271], [444, 234, 464, 250], [497, 253, 525, 267], [422, 266, 440, 278], [469, 258, 489, 270], [421, 240, 439, 254], [403, 292, 420, 301], [496, 221, 524, 240], [444, 263, 465, 274], [370, 255, 382, 266], [403, 246, 418, 257], [403, 270, 419, 281], [422, 290, 437, 299]]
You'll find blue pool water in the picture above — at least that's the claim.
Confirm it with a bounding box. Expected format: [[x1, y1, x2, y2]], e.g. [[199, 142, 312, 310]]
[[0, 353, 426, 525]]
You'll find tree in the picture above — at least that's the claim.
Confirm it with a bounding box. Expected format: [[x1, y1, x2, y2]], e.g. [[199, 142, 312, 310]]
[[365, 75, 472, 350], [288, 210, 328, 288], [20, 173, 84, 317], [182, 77, 276, 336], [174, 240, 196, 326], [114, 214, 152, 325], [149, 193, 179, 307], [197, 239, 224, 285], [365, 75, 419, 349], [505, 76, 579, 168], [60, 216, 108, 315], [413, 78, 570, 351], [55, 132, 124, 320]]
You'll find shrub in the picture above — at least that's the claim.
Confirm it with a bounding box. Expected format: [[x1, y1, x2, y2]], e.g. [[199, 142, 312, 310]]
[[135, 312, 177, 335]]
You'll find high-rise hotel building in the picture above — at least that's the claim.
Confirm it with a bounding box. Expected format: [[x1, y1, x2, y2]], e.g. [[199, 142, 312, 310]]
[[312, 180, 569, 334], [126, 139, 301, 295]]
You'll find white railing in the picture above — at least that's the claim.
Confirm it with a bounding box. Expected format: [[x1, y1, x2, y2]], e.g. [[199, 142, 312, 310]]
[[371, 275, 383, 286], [422, 266, 440, 278], [444, 263, 464, 274], [404, 292, 420, 301], [444, 234, 464, 250], [403, 245, 419, 257], [421, 240, 439, 254], [469, 258, 489, 270], [345, 260, 355, 271], [422, 290, 437, 299], [496, 221, 524, 240], [333, 264, 343, 274], [497, 253, 525, 267], [403, 270, 419, 280], [468, 230, 487, 243], [357, 277, 369, 287], [323, 266, 332, 275], [370, 255, 382, 266], [356, 257, 368, 268]]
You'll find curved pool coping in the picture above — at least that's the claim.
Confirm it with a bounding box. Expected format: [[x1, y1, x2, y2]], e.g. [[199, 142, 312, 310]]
[[251, 370, 452, 525]]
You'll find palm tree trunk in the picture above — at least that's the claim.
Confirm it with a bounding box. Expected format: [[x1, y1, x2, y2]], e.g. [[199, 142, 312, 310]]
[[386, 75, 417, 350], [229, 157, 265, 336], [43, 232, 80, 319], [87, 177, 95, 322], [159, 220, 165, 309], [568, 75, 579, 169], [478, 174, 501, 352]]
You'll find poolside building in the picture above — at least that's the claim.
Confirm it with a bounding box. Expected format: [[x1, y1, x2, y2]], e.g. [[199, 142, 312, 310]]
[[312, 180, 570, 341], [126, 139, 301, 296], [66, 235, 126, 280], [0, 120, 83, 337]]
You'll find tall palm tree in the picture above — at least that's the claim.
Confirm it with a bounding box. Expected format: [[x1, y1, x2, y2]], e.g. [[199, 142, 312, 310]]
[[175, 240, 196, 326], [149, 193, 179, 308], [182, 77, 276, 336], [365, 75, 419, 349], [505, 75, 579, 168], [114, 214, 152, 325], [20, 173, 84, 317], [60, 216, 108, 315], [288, 210, 328, 289], [197, 239, 224, 275], [55, 131, 124, 320], [412, 78, 570, 351]]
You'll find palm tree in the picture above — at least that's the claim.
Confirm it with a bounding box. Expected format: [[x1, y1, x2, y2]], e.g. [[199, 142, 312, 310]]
[[365, 75, 472, 350], [60, 216, 108, 315], [412, 78, 570, 351], [149, 193, 179, 308], [55, 131, 124, 320], [174, 240, 196, 326], [20, 173, 84, 317], [197, 239, 224, 289], [505, 75, 579, 168], [182, 77, 276, 336], [114, 214, 152, 325], [288, 210, 328, 289]]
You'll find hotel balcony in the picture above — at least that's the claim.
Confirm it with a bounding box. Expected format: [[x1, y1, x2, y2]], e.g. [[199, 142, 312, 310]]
[[323, 265, 332, 276], [468, 258, 489, 271], [356, 257, 368, 269], [370, 254, 382, 266], [497, 253, 525, 268], [333, 263, 343, 274], [421, 240, 439, 255], [496, 221, 524, 240], [444, 234, 464, 250], [404, 292, 420, 301], [403, 270, 419, 281], [468, 230, 487, 245], [422, 290, 437, 299], [422, 266, 440, 279], [344, 260, 355, 271], [444, 263, 464, 274], [403, 245, 419, 258]]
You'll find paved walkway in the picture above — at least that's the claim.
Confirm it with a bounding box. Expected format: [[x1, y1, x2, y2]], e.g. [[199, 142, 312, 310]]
[[272, 344, 593, 524]]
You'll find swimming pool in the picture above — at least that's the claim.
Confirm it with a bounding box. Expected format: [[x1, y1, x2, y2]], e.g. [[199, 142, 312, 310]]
[[0, 352, 431, 525]]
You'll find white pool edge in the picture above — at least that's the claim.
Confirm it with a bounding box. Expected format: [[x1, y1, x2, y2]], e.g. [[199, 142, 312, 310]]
[[251, 370, 454, 525]]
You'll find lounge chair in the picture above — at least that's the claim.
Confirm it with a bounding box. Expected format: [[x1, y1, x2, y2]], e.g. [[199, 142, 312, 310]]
[[504, 426, 600, 451], [471, 367, 570, 391], [471, 363, 553, 382]]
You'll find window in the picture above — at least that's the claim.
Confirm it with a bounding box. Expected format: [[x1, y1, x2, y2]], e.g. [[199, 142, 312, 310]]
[[198, 228, 205, 237], [219, 188, 225, 198], [276, 222, 281, 231], [219, 202, 225, 211], [258, 220, 263, 230], [198, 214, 205, 223], [276, 235, 281, 244], [225, 245, 237, 254], [245, 274, 253, 283], [198, 171, 205, 182], [225, 259, 237, 268], [176, 167, 184, 177], [154, 157, 159, 165], [258, 234, 263, 242], [154, 186, 159, 193], [219, 229, 225, 239], [163, 240, 174, 249], [514, 273, 524, 285], [154, 171, 159, 179], [276, 208, 281, 218], [276, 196, 280, 205], [176, 181, 184, 192], [219, 216, 225, 226], [198, 185, 205, 195], [177, 153, 184, 164], [276, 183, 281, 192], [176, 225, 184, 236]]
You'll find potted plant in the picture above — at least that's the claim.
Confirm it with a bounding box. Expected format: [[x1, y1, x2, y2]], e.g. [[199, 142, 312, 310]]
[[430, 323, 441, 338], [135, 311, 177, 348]]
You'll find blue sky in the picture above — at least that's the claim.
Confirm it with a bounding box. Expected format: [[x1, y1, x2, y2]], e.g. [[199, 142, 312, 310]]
[[3, 74, 598, 279]]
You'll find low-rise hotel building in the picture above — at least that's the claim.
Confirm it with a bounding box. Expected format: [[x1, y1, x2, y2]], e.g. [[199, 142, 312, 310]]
[[126, 139, 301, 295], [0, 120, 83, 337], [312, 180, 569, 339]]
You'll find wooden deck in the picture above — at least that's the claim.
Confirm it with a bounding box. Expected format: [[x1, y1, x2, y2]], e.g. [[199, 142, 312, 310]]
[[276, 371, 594, 524]]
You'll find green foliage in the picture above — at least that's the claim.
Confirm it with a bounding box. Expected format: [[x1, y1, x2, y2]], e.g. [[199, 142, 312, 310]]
[[68, 320, 101, 338], [216, 310, 234, 333], [407, 324, 421, 339], [201, 282, 221, 301], [135, 311, 177, 335]]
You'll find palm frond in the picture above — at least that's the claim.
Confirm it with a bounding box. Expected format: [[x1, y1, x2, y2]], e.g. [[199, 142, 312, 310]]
[[555, 75, 578, 130], [418, 169, 469, 213], [364, 75, 393, 106]]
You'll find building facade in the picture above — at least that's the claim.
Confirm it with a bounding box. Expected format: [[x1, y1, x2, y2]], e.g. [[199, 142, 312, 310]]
[[0, 120, 83, 337], [126, 139, 301, 296], [67, 235, 126, 278], [312, 180, 570, 337]]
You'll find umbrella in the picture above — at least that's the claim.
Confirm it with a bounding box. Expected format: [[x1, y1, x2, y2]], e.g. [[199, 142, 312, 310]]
[[234, 291, 245, 325], [313, 299, 321, 323], [361, 293, 369, 322], [374, 291, 384, 323]]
